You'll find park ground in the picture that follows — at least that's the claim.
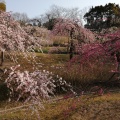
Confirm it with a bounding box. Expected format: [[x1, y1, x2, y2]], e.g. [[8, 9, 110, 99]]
[[0, 53, 119, 120]]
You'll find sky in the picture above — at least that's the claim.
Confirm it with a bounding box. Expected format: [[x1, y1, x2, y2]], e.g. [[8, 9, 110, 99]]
[[4, 0, 120, 19]]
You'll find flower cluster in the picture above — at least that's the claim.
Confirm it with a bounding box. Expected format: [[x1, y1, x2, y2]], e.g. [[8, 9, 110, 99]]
[[23, 26, 54, 47], [54, 74, 74, 94], [0, 11, 42, 53], [5, 65, 73, 102], [5, 65, 56, 102], [52, 18, 95, 43]]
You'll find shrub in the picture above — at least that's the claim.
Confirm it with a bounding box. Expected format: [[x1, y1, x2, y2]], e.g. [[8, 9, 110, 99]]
[[5, 65, 56, 102], [5, 65, 73, 102]]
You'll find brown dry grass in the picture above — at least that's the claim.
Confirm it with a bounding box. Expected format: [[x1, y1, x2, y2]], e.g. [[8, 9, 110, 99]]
[[0, 53, 119, 120], [0, 93, 119, 120]]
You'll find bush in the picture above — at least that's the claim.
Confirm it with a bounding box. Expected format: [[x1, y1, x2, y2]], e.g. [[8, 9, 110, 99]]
[[5, 65, 72, 102], [5, 65, 56, 102]]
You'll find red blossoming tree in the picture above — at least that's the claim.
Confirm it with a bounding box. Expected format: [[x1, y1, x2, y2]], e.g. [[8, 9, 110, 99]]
[[75, 28, 120, 82]]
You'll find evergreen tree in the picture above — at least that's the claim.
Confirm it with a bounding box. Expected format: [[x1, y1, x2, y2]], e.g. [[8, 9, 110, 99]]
[[84, 3, 120, 31]]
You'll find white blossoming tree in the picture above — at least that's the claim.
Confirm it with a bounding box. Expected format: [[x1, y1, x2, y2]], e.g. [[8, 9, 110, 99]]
[[0, 10, 55, 98], [0, 11, 41, 65], [0, 11, 72, 104]]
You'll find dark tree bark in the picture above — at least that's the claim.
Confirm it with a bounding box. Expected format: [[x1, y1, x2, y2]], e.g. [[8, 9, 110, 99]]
[[69, 28, 75, 59], [67, 32, 70, 53], [70, 39, 74, 59], [116, 52, 120, 80], [0, 51, 4, 66]]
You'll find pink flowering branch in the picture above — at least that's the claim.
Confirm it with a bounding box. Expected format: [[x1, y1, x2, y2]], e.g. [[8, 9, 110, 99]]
[[0, 11, 42, 65], [52, 18, 95, 59]]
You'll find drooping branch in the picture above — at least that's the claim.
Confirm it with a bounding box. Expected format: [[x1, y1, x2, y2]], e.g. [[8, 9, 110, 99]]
[[73, 29, 120, 82], [0, 11, 42, 65], [52, 18, 95, 59]]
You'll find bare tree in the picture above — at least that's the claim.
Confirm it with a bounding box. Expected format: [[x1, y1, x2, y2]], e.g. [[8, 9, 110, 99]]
[[46, 5, 82, 22], [11, 12, 29, 25]]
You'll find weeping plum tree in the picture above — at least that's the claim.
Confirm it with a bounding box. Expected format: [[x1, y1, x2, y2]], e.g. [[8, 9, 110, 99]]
[[104, 30, 120, 80], [52, 18, 95, 59], [0, 11, 41, 65], [76, 29, 120, 81]]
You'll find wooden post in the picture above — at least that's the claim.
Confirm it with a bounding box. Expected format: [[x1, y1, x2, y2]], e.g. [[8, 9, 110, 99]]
[[1, 51, 4, 66]]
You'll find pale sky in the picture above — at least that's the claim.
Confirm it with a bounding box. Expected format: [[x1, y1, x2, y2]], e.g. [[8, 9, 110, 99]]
[[5, 0, 120, 18]]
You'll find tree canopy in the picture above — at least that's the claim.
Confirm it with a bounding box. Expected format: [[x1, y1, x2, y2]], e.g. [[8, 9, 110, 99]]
[[84, 3, 120, 31], [0, 0, 6, 11], [41, 5, 83, 30]]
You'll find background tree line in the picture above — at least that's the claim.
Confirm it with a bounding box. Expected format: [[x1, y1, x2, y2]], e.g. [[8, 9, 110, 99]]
[[10, 5, 86, 29], [84, 3, 120, 32]]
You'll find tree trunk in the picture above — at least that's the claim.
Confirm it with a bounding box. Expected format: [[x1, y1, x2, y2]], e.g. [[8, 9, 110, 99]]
[[116, 52, 120, 80], [117, 62, 120, 79], [69, 39, 74, 59], [69, 28, 75, 60], [67, 36, 70, 53], [1, 51, 4, 66]]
